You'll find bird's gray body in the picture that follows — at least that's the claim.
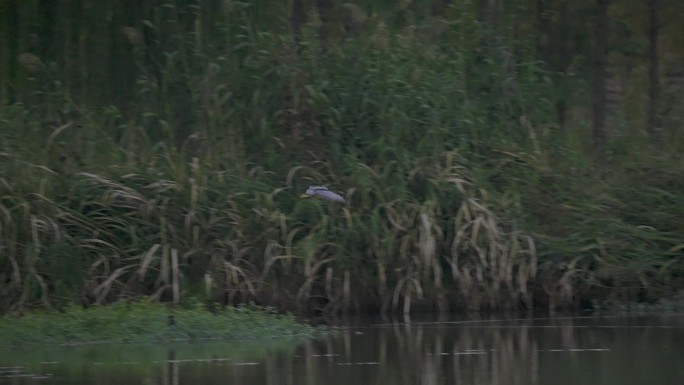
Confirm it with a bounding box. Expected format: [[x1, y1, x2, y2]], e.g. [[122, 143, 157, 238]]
[[302, 186, 345, 202]]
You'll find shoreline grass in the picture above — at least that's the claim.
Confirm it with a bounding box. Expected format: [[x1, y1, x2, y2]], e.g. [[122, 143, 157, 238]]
[[0, 300, 323, 347]]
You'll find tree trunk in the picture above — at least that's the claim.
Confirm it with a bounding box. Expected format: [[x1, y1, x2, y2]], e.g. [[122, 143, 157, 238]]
[[554, 0, 571, 132], [315, 0, 333, 51], [290, 0, 306, 45], [4, 0, 19, 104], [67, 0, 85, 101], [38, 0, 58, 61], [647, 0, 661, 140], [478, 0, 501, 31], [431, 0, 452, 17], [592, 0, 609, 154], [535, 0, 549, 59], [291, 0, 306, 49]]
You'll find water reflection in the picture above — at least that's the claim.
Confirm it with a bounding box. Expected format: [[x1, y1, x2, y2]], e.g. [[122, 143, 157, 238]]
[[1, 314, 683, 385]]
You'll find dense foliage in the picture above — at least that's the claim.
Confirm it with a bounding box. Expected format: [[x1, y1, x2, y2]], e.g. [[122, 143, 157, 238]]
[[1, 0, 683, 314]]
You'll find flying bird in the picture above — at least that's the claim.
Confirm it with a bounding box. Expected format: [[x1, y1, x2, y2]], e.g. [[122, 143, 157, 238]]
[[300, 186, 346, 203]]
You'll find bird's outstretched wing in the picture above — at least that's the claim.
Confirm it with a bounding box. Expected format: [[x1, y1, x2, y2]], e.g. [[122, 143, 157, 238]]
[[317, 189, 345, 202], [302, 186, 345, 202]]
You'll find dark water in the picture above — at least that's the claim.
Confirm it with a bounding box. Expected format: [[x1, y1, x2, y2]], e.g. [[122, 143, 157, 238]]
[[2, 314, 683, 385]]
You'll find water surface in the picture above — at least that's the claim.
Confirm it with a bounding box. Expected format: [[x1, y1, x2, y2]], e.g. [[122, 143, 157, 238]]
[[2, 313, 683, 385]]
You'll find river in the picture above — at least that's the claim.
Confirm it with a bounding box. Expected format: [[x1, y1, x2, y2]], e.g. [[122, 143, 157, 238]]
[[1, 313, 683, 385]]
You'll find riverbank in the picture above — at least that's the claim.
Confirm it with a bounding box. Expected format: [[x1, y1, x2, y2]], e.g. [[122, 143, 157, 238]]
[[0, 300, 323, 347]]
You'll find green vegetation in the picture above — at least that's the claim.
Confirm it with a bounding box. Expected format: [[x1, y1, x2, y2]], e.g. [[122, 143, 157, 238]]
[[0, 300, 319, 346], [0, 1, 683, 315], [0, 335, 309, 383]]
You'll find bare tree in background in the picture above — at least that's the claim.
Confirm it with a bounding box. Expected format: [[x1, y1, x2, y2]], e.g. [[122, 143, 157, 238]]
[[316, 0, 334, 51], [291, 0, 306, 49], [3, 0, 19, 103], [550, 1, 573, 132], [478, 0, 502, 30], [647, 0, 661, 141], [536, 0, 573, 131], [592, 0, 609, 154], [431, 0, 452, 17]]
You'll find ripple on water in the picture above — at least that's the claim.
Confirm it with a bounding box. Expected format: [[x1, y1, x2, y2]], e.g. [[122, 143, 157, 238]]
[[0, 366, 53, 381]]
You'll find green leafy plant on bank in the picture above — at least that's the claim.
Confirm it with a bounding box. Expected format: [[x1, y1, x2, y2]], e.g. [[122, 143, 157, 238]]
[[0, 299, 320, 346]]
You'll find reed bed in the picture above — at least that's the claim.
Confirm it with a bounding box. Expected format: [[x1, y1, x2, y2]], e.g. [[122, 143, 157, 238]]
[[1, 1, 683, 315]]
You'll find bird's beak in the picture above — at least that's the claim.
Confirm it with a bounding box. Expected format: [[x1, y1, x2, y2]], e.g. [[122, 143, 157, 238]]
[[299, 194, 310, 199]]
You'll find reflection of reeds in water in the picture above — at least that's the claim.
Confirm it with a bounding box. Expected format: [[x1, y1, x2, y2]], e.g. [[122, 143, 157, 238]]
[[163, 350, 179, 385], [385, 321, 543, 385], [248, 316, 673, 385]]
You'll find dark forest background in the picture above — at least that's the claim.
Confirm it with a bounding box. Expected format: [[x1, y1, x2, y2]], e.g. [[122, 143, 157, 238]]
[[1, 0, 683, 315]]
